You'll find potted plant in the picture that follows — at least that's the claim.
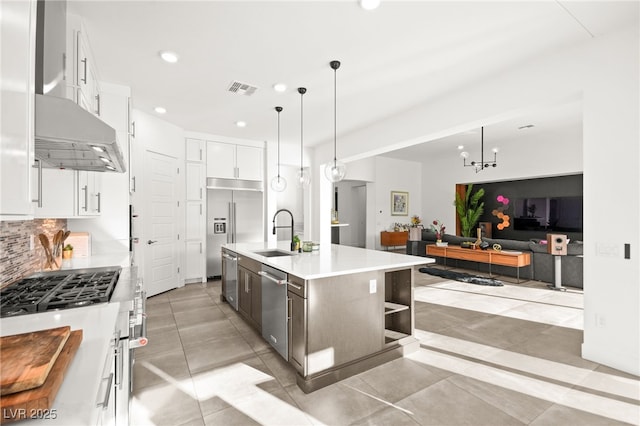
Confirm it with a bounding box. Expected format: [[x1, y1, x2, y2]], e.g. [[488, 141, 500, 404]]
[[62, 244, 73, 259], [409, 215, 423, 241], [430, 220, 446, 244], [454, 184, 485, 237]]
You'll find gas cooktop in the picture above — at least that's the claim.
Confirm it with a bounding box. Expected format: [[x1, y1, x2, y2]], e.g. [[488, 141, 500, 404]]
[[0, 267, 121, 317]]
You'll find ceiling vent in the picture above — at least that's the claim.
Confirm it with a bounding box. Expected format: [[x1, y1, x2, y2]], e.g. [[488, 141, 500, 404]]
[[227, 81, 258, 96]]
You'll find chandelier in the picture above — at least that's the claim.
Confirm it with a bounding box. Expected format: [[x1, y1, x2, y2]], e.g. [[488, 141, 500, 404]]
[[459, 126, 498, 173]]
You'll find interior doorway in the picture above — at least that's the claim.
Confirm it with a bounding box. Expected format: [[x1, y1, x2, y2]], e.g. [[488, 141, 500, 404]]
[[334, 180, 367, 248]]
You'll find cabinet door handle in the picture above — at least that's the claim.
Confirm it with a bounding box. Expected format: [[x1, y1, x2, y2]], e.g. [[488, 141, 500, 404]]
[[62, 52, 66, 81], [81, 58, 87, 84], [131, 176, 136, 192], [96, 192, 101, 213], [32, 159, 42, 207], [199, 242, 202, 254], [96, 373, 113, 409], [95, 94, 100, 116], [287, 282, 302, 291], [147, 240, 158, 245], [287, 297, 292, 321], [82, 185, 88, 211], [131, 121, 136, 138], [199, 204, 202, 215]]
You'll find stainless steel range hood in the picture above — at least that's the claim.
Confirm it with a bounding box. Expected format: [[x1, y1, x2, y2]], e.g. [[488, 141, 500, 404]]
[[34, 0, 125, 173], [35, 95, 125, 172]]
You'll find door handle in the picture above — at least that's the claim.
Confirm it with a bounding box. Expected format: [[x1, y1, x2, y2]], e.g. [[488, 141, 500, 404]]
[[147, 240, 158, 245]]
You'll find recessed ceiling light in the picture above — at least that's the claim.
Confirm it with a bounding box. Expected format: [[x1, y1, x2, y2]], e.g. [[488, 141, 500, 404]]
[[236, 121, 247, 128], [159, 51, 179, 63], [359, 0, 381, 10], [457, 145, 464, 150], [154, 106, 167, 114], [273, 83, 287, 93]]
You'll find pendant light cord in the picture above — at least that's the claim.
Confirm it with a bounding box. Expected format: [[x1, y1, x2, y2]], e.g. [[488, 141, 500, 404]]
[[276, 106, 282, 179], [333, 65, 337, 167], [300, 90, 304, 174]]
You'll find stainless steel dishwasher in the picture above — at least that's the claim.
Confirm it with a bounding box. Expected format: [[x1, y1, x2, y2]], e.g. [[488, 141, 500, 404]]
[[259, 265, 289, 360], [222, 249, 238, 310]]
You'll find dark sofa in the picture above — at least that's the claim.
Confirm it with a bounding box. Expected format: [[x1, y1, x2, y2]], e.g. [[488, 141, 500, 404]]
[[407, 230, 583, 288]]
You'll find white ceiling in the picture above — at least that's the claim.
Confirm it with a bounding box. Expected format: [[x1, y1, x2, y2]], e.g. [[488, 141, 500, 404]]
[[68, 1, 638, 155]]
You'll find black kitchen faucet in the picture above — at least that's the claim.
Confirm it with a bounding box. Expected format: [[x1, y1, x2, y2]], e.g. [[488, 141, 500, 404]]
[[272, 209, 296, 251]]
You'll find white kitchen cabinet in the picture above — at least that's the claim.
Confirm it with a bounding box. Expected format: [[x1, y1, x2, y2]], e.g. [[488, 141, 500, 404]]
[[206, 141, 263, 181], [186, 138, 204, 162], [0, 0, 37, 219], [185, 139, 206, 283], [34, 169, 76, 218], [236, 145, 263, 181], [77, 170, 102, 216], [75, 28, 101, 116], [185, 240, 204, 282], [186, 163, 204, 202]]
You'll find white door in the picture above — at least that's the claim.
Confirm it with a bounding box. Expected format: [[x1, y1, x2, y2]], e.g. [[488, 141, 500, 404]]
[[144, 151, 179, 297]]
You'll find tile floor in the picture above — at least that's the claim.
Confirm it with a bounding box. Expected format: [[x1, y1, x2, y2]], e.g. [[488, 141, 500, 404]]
[[131, 268, 640, 426]]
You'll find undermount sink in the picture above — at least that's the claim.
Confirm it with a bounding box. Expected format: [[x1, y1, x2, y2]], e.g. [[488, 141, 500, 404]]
[[252, 249, 296, 257]]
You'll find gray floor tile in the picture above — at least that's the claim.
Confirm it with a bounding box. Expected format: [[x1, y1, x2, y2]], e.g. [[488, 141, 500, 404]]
[[174, 305, 227, 329], [131, 275, 636, 426], [184, 335, 255, 374], [134, 348, 191, 392], [396, 379, 525, 425], [529, 403, 631, 426], [447, 374, 554, 424]]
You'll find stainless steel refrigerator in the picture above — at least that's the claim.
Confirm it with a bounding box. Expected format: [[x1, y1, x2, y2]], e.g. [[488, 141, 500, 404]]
[[206, 185, 264, 278]]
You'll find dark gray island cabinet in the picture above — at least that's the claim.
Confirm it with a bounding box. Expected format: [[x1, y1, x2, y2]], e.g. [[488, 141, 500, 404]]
[[221, 242, 433, 393]]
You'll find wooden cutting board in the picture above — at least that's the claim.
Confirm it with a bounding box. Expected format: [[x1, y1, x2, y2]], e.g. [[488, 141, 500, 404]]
[[0, 326, 71, 396], [0, 330, 82, 424]]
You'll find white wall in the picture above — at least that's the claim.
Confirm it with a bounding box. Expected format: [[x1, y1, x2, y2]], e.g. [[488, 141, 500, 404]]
[[373, 157, 422, 250], [310, 24, 639, 375]]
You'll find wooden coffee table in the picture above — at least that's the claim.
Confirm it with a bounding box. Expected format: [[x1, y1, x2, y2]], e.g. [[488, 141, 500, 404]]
[[426, 244, 531, 283]]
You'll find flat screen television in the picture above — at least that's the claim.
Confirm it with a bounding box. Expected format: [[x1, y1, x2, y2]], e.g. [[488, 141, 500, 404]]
[[513, 196, 583, 232]]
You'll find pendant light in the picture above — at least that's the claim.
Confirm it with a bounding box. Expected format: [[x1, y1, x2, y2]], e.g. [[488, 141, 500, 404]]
[[324, 60, 347, 182], [297, 87, 310, 187], [459, 126, 498, 173], [270, 106, 287, 192]]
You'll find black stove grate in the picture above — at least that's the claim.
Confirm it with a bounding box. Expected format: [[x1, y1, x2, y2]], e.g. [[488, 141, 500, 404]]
[[0, 268, 120, 317]]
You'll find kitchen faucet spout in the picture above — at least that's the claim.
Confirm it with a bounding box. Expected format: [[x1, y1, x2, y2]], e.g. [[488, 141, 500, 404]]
[[272, 209, 296, 251]]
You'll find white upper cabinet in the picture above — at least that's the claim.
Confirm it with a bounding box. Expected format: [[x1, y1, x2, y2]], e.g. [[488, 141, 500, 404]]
[[206, 141, 263, 181], [77, 170, 102, 216], [0, 0, 37, 219], [185, 138, 204, 162], [236, 145, 263, 181], [34, 169, 76, 218], [206, 141, 236, 179]]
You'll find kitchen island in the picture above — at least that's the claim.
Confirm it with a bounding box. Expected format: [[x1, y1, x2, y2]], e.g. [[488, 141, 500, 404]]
[[222, 242, 434, 392]]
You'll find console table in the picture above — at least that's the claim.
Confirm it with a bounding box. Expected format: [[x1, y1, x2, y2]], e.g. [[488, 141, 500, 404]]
[[426, 244, 531, 283], [380, 231, 408, 250]]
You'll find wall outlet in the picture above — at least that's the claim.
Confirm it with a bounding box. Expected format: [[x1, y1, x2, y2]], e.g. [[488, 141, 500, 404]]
[[597, 243, 620, 258], [369, 279, 377, 294]]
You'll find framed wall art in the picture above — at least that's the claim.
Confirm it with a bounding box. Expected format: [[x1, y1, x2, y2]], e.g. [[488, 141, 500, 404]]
[[391, 191, 408, 216]]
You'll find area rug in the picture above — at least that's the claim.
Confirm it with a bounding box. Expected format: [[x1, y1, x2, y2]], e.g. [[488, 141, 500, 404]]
[[419, 267, 504, 286]]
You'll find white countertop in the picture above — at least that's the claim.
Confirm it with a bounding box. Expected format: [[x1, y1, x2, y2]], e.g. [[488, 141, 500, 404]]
[[58, 252, 131, 270], [0, 303, 120, 425], [223, 241, 434, 280], [0, 265, 137, 425]]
